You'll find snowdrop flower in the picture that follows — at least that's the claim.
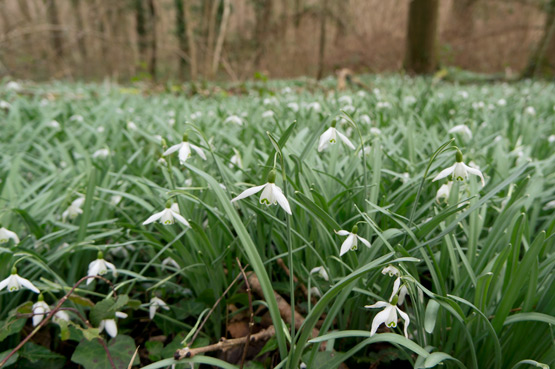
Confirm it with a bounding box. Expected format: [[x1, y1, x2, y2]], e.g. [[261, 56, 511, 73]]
[[448, 125, 472, 139], [190, 111, 202, 120], [472, 101, 485, 110], [357, 91, 367, 98], [436, 181, 453, 203], [0, 227, 19, 244], [342, 104, 355, 114], [110, 195, 122, 206], [382, 265, 409, 304], [46, 120, 61, 129], [231, 169, 292, 215], [168, 118, 176, 126], [432, 150, 485, 187], [263, 97, 278, 105], [543, 200, 555, 210], [449, 109, 455, 115], [373, 88, 381, 96], [282, 87, 293, 94], [547, 135, 555, 143], [225, 115, 243, 126], [309, 287, 322, 298], [92, 148, 110, 159], [149, 296, 170, 319], [497, 98, 507, 106], [310, 267, 329, 281], [70, 114, 84, 122], [404, 95, 417, 105], [365, 295, 410, 338], [338, 96, 353, 105], [376, 101, 391, 109], [32, 294, 50, 326], [287, 102, 299, 112], [87, 252, 117, 285], [382, 265, 400, 278], [0, 100, 11, 109], [99, 312, 128, 338], [370, 127, 381, 135], [360, 114, 371, 125], [62, 197, 85, 222], [306, 102, 321, 112], [161, 257, 180, 270], [318, 121, 356, 152], [6, 81, 21, 91], [525, 106, 536, 116], [400, 172, 410, 183], [262, 110, 275, 119], [458, 91, 469, 99], [230, 148, 243, 169], [163, 134, 207, 165], [97, 126, 105, 133], [53, 310, 70, 324], [143, 202, 190, 227], [335, 225, 371, 256], [0, 267, 40, 293], [127, 121, 138, 131]]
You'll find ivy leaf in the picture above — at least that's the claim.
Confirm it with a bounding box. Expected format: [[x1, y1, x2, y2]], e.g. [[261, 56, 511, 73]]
[[71, 335, 139, 369]]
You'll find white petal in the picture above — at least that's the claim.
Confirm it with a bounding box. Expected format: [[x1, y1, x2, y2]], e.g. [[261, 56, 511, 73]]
[[178, 143, 192, 165], [104, 261, 118, 277], [465, 164, 485, 187], [357, 235, 371, 248], [370, 306, 391, 336], [0, 277, 9, 291], [1, 229, 19, 244], [98, 320, 105, 333], [104, 319, 118, 338], [163, 143, 183, 156], [335, 230, 350, 236], [432, 164, 456, 182], [7, 275, 20, 291], [143, 210, 164, 225], [390, 277, 401, 301], [149, 305, 157, 320], [396, 307, 410, 338], [259, 183, 275, 205], [398, 286, 409, 305], [115, 312, 128, 319], [189, 144, 207, 160], [171, 211, 191, 227], [339, 234, 356, 256], [318, 128, 334, 152], [231, 184, 266, 202], [272, 185, 292, 215], [17, 275, 40, 293], [365, 301, 390, 309], [336, 131, 356, 150]]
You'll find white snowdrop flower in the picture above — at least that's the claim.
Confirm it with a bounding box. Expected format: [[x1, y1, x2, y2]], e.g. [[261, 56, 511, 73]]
[[373, 88, 381, 96], [335, 225, 371, 256], [97, 126, 105, 133], [449, 109, 455, 115], [53, 310, 70, 323], [230, 148, 243, 169], [149, 297, 170, 319], [87, 252, 117, 285], [543, 200, 555, 210], [225, 115, 243, 126], [0, 100, 11, 109], [472, 101, 485, 110], [127, 121, 138, 131], [432, 150, 485, 187], [99, 312, 127, 338], [184, 178, 193, 187], [0, 267, 40, 293], [370, 127, 381, 135], [548, 135, 555, 143], [110, 196, 122, 206], [153, 135, 163, 143], [46, 120, 61, 129], [263, 97, 278, 105], [157, 157, 167, 166], [376, 101, 391, 109], [62, 197, 85, 222], [287, 102, 299, 112], [404, 95, 417, 105], [400, 172, 410, 183], [525, 106, 536, 116], [32, 295, 50, 327], [168, 118, 176, 126], [338, 96, 353, 105], [92, 148, 110, 159], [163, 133, 207, 165], [6, 81, 21, 91], [70, 115, 84, 122], [0, 227, 19, 244], [494, 135, 503, 143], [310, 267, 329, 281], [360, 114, 371, 125], [488, 104, 495, 110], [161, 257, 180, 270], [382, 265, 401, 278], [307, 102, 322, 112], [168, 110, 176, 117], [231, 171, 292, 215], [318, 122, 356, 152], [357, 91, 367, 97], [458, 91, 469, 99], [281, 87, 293, 94], [365, 296, 410, 338], [448, 124, 472, 139], [219, 183, 227, 190], [436, 181, 453, 203], [342, 104, 355, 113], [143, 202, 190, 227], [262, 110, 275, 119], [309, 287, 322, 298], [190, 111, 202, 120], [40, 99, 49, 107]]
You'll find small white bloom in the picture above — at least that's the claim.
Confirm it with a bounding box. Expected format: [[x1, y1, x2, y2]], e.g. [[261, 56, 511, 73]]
[[282, 87, 293, 94], [525, 106, 536, 116], [110, 195, 122, 206], [70, 114, 84, 122], [127, 121, 138, 131], [230, 148, 243, 169], [357, 91, 367, 98], [161, 257, 180, 270], [404, 95, 417, 105], [263, 97, 278, 105], [0, 100, 11, 109], [46, 120, 61, 129], [225, 115, 243, 126], [342, 104, 355, 113], [338, 96, 353, 105], [448, 124, 472, 139], [99, 312, 127, 338], [543, 200, 555, 210], [335, 227, 371, 256], [0, 269, 40, 293], [497, 99, 507, 106], [318, 125, 355, 152], [310, 267, 329, 281], [436, 181, 453, 203], [97, 126, 105, 133], [458, 91, 469, 99], [53, 310, 70, 323], [400, 172, 410, 183], [6, 81, 21, 91], [381, 265, 400, 278], [472, 101, 485, 110], [0, 227, 19, 244], [62, 197, 85, 222], [309, 287, 322, 298], [548, 135, 555, 143], [262, 110, 275, 118], [163, 134, 206, 165], [92, 148, 110, 159], [370, 127, 381, 135], [365, 299, 410, 338], [168, 118, 176, 126], [306, 102, 321, 112], [190, 111, 202, 120], [149, 296, 170, 319], [231, 172, 292, 215], [373, 88, 381, 96], [432, 151, 485, 187], [376, 101, 391, 109], [287, 102, 299, 112], [87, 253, 118, 285], [360, 114, 371, 125], [32, 297, 50, 327], [143, 203, 190, 227]]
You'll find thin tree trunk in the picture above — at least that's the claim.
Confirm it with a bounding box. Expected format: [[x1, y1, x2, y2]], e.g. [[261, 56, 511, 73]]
[[206, 0, 220, 74], [135, 0, 147, 63], [71, 0, 87, 59], [316, 0, 328, 80], [183, 0, 198, 80], [45, 0, 63, 60], [404, 0, 439, 74], [522, 0, 555, 78], [147, 0, 157, 80], [174, 0, 188, 79], [252, 0, 272, 69], [211, 0, 230, 78]]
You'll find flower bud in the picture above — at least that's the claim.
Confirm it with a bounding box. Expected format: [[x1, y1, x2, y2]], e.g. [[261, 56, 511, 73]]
[[267, 169, 276, 184], [456, 149, 463, 163], [182, 133, 189, 142], [97, 251, 103, 259], [165, 200, 172, 209], [351, 225, 358, 234]]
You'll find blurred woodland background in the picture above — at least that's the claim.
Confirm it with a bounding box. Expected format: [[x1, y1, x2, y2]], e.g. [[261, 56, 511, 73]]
[[0, 0, 554, 81]]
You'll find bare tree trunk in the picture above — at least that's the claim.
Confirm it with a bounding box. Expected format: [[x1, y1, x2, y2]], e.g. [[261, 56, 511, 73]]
[[45, 0, 63, 60], [252, 0, 272, 69], [404, 0, 439, 74], [147, 0, 157, 80], [71, 0, 87, 60], [184, 0, 198, 80], [135, 0, 148, 64], [522, 0, 555, 78], [174, 0, 188, 79], [211, 0, 230, 78], [206, 0, 220, 75], [316, 0, 328, 80]]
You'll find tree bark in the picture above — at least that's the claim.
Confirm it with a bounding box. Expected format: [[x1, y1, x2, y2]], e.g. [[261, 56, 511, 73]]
[[147, 0, 157, 80], [71, 0, 87, 59], [211, 0, 231, 78], [252, 0, 272, 69], [174, 0, 188, 79], [45, 0, 63, 60], [316, 0, 328, 80], [135, 0, 148, 62], [522, 0, 555, 78], [183, 0, 198, 80], [404, 0, 439, 75]]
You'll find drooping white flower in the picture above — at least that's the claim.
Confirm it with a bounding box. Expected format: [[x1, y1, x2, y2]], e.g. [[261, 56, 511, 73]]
[[497, 98, 507, 106], [370, 127, 381, 135], [127, 121, 138, 131], [543, 200, 555, 210], [404, 95, 417, 105], [381, 265, 409, 304], [149, 296, 170, 319], [360, 114, 371, 125], [99, 312, 128, 338], [110, 195, 122, 206], [436, 181, 453, 203], [310, 266, 329, 281], [525, 106, 536, 116], [6, 81, 21, 91], [163, 134, 206, 165], [342, 104, 355, 114], [190, 111, 202, 120], [376, 101, 391, 109], [230, 148, 243, 169], [32, 295, 50, 327], [0, 227, 19, 244], [338, 96, 353, 105], [448, 124, 472, 139], [432, 150, 485, 187], [62, 197, 85, 222], [318, 122, 356, 152], [225, 115, 243, 126], [46, 120, 61, 129], [0, 100, 11, 109], [365, 298, 410, 338], [92, 148, 110, 159], [458, 91, 469, 99], [143, 202, 190, 227], [472, 101, 485, 110], [0, 267, 40, 293], [381, 265, 400, 278], [161, 257, 180, 270], [53, 310, 70, 324], [231, 170, 292, 215], [335, 226, 371, 256], [262, 110, 275, 119], [287, 102, 299, 112], [306, 102, 322, 112], [87, 252, 117, 285], [548, 135, 555, 144]]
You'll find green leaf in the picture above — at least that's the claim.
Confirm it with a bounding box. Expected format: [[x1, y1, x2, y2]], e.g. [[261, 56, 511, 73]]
[[71, 335, 139, 369], [89, 295, 129, 327], [18, 342, 66, 369], [0, 350, 18, 367], [424, 299, 440, 334]]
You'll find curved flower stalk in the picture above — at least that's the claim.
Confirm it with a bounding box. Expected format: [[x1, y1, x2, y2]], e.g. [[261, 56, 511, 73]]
[[163, 133, 207, 165], [0, 227, 19, 244], [318, 120, 356, 152], [231, 169, 292, 215], [99, 311, 128, 338], [143, 202, 190, 227], [0, 267, 40, 293], [335, 225, 371, 256], [86, 252, 117, 285], [432, 149, 485, 187]]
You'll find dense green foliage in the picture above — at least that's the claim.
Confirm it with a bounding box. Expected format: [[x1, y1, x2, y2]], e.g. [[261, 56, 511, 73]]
[[0, 76, 554, 369]]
